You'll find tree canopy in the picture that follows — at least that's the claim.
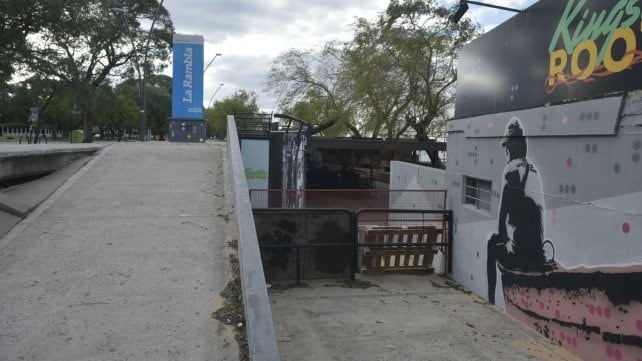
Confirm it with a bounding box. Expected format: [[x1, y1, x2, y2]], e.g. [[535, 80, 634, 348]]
[[266, 0, 478, 140], [205, 90, 260, 139], [1, 0, 174, 142]]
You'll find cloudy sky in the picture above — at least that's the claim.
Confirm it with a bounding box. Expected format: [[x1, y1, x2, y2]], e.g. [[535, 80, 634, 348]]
[[163, 0, 538, 111]]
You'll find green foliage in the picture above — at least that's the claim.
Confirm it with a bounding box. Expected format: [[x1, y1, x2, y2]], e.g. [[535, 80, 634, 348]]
[[266, 43, 358, 137], [0, 0, 58, 83], [2, 0, 174, 142], [145, 75, 172, 139], [205, 90, 260, 139], [266, 0, 478, 140]]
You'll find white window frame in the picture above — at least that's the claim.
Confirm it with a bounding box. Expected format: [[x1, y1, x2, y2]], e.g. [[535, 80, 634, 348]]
[[463, 176, 492, 213]]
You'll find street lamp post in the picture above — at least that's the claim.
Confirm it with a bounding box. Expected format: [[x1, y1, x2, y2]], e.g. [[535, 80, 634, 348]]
[[208, 83, 224, 108], [204, 53, 222, 74], [111, 0, 165, 141]]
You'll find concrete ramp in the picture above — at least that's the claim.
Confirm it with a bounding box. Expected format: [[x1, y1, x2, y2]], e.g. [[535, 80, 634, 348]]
[[0, 142, 237, 360], [0, 144, 104, 236]]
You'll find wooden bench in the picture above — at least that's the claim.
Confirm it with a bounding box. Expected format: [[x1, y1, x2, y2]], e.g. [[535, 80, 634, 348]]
[[359, 226, 440, 274]]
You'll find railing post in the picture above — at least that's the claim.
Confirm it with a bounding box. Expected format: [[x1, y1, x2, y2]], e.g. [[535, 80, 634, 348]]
[[351, 210, 358, 281], [446, 210, 454, 274]]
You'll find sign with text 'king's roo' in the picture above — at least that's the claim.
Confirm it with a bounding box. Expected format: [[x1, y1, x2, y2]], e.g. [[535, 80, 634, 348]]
[[455, 0, 642, 118]]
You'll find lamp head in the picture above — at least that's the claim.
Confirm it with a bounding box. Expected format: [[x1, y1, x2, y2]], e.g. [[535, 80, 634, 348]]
[[451, 0, 469, 23]]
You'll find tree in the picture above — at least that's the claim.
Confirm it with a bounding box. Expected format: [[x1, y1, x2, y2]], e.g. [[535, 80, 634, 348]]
[[265, 43, 359, 137], [266, 0, 477, 140], [22, 0, 174, 142], [205, 90, 259, 139], [144, 74, 172, 140], [0, 0, 54, 84], [41, 85, 82, 136]]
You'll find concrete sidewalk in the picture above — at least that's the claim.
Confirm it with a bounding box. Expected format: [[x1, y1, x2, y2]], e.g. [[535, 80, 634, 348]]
[[0, 142, 237, 361], [270, 275, 581, 361]]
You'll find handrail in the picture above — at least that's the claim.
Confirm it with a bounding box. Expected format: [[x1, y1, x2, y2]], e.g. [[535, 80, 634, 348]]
[[226, 115, 280, 361]]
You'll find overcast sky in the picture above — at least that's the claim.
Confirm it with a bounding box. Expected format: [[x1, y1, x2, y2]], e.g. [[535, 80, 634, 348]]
[[163, 0, 538, 111]]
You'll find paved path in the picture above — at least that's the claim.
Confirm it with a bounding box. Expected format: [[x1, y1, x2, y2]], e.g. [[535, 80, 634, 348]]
[[270, 275, 581, 361], [0, 142, 237, 361]]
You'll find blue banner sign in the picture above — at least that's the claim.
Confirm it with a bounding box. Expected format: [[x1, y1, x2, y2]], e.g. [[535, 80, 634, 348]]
[[172, 34, 204, 119]]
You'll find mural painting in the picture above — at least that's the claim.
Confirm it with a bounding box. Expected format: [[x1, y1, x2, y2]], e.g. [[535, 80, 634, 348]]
[[486, 118, 642, 361]]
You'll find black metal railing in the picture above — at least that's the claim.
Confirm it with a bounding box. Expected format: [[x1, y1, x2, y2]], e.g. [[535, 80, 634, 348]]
[[253, 208, 453, 283]]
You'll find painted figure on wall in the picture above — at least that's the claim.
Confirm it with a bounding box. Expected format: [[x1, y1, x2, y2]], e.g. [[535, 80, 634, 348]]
[[485, 118, 642, 361], [487, 117, 549, 304]]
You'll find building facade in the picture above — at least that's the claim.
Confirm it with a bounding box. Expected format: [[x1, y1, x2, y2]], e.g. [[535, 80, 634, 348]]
[[391, 1, 642, 359]]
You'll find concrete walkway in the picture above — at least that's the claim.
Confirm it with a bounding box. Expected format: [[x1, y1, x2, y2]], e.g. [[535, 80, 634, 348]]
[[0, 142, 237, 361], [270, 275, 581, 361]]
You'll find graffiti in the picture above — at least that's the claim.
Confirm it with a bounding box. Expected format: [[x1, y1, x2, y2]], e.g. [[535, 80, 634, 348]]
[[487, 118, 548, 304], [245, 168, 268, 180], [547, 0, 642, 92], [486, 117, 642, 361]]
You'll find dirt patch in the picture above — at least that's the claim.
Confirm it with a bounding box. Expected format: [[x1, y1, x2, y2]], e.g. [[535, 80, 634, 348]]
[[269, 282, 310, 291], [212, 253, 249, 361], [431, 279, 472, 295], [330, 278, 379, 289]]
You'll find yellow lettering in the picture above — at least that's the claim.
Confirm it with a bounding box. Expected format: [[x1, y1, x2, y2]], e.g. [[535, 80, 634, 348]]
[[548, 49, 568, 86], [604, 27, 636, 73], [571, 39, 598, 80]]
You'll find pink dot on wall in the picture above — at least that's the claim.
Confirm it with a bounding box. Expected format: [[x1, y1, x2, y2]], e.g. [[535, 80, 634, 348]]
[[589, 304, 595, 314], [566, 157, 573, 167], [539, 301, 545, 309], [604, 308, 611, 319], [607, 346, 613, 357], [555, 310, 561, 318], [622, 223, 630, 233], [597, 306, 603, 316], [562, 116, 569, 124], [637, 319, 642, 332], [614, 349, 622, 360]]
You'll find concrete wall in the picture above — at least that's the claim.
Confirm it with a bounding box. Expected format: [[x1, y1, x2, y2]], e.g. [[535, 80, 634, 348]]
[[0, 145, 102, 182], [226, 116, 280, 361], [391, 91, 642, 361]]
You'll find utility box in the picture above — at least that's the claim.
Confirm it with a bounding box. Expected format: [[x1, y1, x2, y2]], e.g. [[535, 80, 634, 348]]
[[168, 119, 206, 143], [70, 129, 84, 143]]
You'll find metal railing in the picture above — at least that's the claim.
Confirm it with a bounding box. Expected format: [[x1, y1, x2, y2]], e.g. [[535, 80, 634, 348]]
[[250, 189, 447, 211], [251, 207, 453, 283]]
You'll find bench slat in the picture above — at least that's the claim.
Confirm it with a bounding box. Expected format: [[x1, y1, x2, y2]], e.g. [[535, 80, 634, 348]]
[[360, 226, 441, 273]]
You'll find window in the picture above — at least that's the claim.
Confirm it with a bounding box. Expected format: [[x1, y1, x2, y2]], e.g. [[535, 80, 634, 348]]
[[463, 176, 492, 212]]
